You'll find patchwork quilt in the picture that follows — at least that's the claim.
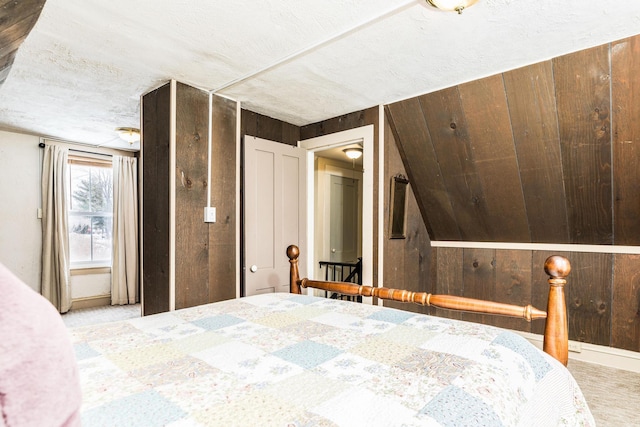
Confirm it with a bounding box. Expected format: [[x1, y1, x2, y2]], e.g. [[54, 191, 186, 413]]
[[71, 293, 594, 426]]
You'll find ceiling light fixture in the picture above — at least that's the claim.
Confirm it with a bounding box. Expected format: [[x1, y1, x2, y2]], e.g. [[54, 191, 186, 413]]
[[343, 147, 363, 160], [116, 127, 140, 144], [426, 0, 479, 14]]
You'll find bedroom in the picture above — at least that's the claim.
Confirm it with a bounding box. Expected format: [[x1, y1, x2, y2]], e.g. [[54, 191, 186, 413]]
[[1, 0, 639, 425]]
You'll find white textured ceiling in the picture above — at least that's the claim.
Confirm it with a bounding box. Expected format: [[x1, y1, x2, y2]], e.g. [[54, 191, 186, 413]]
[[1, 0, 640, 151]]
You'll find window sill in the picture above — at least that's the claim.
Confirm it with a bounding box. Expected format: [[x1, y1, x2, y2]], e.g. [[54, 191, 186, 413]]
[[70, 266, 111, 276]]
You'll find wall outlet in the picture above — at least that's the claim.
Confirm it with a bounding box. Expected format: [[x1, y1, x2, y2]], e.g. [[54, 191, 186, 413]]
[[204, 207, 216, 223], [568, 340, 582, 353]]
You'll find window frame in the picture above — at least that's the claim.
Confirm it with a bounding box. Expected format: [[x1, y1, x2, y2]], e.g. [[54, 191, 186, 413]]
[[67, 154, 114, 269]]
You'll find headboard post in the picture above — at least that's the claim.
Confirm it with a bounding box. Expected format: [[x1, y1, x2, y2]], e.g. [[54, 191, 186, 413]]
[[287, 245, 302, 294], [543, 255, 571, 366]]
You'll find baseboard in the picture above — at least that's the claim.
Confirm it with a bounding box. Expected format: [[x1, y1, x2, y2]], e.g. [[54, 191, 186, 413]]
[[72, 294, 111, 310], [518, 331, 640, 373]]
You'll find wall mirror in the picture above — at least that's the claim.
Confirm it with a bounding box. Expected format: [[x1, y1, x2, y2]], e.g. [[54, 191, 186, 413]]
[[389, 175, 409, 239]]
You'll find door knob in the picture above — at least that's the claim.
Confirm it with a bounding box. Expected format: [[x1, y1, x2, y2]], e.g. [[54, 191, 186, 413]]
[[250, 265, 258, 273], [331, 248, 336, 253]]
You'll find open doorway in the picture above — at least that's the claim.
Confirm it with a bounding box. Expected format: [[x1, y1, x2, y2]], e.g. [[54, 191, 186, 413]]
[[313, 146, 363, 281], [299, 125, 374, 300]]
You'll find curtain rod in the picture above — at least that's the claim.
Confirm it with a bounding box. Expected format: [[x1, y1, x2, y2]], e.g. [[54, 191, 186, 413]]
[[38, 138, 136, 158]]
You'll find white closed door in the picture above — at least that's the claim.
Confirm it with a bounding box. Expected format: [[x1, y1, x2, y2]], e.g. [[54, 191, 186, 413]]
[[329, 175, 359, 262], [244, 136, 306, 296]]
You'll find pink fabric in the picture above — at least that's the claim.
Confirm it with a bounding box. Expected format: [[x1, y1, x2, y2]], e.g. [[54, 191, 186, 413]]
[[0, 263, 81, 427]]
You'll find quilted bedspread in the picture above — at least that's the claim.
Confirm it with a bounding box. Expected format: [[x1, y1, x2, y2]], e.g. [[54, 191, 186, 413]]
[[71, 293, 594, 426]]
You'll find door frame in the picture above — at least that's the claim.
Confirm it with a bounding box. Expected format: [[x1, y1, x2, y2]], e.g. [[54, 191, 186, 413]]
[[299, 125, 374, 294]]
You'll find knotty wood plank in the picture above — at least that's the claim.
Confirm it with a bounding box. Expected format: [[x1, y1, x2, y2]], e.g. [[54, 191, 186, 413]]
[[300, 108, 377, 139], [611, 36, 640, 245], [435, 247, 463, 320], [553, 45, 613, 244], [492, 249, 532, 332], [419, 88, 490, 241], [383, 125, 431, 315], [612, 254, 640, 352], [209, 95, 238, 302], [458, 76, 530, 242], [241, 109, 258, 139], [565, 252, 612, 346], [141, 83, 171, 316], [386, 99, 460, 240], [462, 248, 495, 324], [174, 83, 210, 309], [503, 61, 570, 243]]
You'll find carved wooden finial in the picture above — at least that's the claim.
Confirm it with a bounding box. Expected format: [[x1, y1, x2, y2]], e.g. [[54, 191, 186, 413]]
[[287, 245, 300, 261], [544, 255, 571, 280]]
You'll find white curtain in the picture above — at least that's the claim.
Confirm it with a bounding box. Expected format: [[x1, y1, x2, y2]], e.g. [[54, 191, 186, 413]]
[[41, 145, 72, 313], [111, 155, 139, 305]]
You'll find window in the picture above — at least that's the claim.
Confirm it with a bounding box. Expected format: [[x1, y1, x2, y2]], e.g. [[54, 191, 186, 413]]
[[67, 156, 113, 266]]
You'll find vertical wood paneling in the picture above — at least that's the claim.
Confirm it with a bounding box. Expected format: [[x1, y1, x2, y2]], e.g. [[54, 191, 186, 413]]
[[241, 109, 300, 146], [554, 45, 613, 244], [141, 83, 171, 316], [503, 62, 570, 243], [458, 76, 530, 242], [462, 248, 495, 324], [611, 37, 640, 245], [565, 252, 612, 345], [174, 83, 210, 310], [386, 99, 460, 240], [383, 121, 431, 315], [419, 88, 490, 241], [209, 95, 238, 302], [612, 254, 640, 351], [493, 250, 532, 332], [435, 247, 463, 320]]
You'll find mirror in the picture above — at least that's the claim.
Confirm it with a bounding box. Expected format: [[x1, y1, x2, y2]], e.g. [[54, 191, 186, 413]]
[[389, 175, 409, 239]]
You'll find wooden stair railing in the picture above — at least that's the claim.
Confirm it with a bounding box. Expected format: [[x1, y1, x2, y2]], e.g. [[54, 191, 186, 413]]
[[287, 244, 571, 365]]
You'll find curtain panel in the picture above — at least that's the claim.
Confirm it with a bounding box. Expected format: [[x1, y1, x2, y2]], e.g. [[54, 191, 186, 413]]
[[111, 155, 139, 305], [41, 144, 71, 313]]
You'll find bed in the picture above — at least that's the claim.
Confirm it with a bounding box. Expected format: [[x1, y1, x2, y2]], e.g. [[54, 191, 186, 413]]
[[71, 246, 594, 426]]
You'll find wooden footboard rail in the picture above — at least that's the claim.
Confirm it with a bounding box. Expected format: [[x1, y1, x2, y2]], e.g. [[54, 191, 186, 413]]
[[286, 245, 571, 365]]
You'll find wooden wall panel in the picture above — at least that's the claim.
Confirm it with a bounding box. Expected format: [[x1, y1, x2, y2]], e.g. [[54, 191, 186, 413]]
[[241, 109, 300, 146], [612, 254, 640, 352], [419, 88, 490, 241], [383, 119, 431, 315], [434, 247, 463, 320], [554, 45, 613, 244], [174, 83, 210, 309], [458, 76, 530, 242], [141, 83, 171, 316], [386, 99, 460, 240], [503, 61, 569, 243], [565, 252, 612, 345], [462, 248, 495, 324], [493, 249, 532, 332], [612, 36, 640, 245], [209, 96, 238, 302]]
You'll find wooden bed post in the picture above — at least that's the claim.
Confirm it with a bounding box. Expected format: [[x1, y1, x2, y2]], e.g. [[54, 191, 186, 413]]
[[287, 245, 301, 294], [543, 255, 571, 366]]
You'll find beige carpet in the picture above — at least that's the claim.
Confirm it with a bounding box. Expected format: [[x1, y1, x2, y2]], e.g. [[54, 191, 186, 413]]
[[61, 303, 140, 327], [568, 359, 640, 426]]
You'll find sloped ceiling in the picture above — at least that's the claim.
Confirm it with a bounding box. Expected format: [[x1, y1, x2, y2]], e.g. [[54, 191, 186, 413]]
[[1, 0, 640, 150]]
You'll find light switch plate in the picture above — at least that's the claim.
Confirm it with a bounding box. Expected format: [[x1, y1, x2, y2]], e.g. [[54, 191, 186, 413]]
[[204, 207, 216, 223]]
